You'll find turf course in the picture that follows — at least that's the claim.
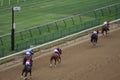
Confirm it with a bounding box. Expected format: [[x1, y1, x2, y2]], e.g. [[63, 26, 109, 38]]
[[0, 0, 120, 35]]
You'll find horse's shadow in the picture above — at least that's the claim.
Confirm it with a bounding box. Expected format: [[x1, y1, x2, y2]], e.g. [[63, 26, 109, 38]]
[[87, 41, 103, 49]]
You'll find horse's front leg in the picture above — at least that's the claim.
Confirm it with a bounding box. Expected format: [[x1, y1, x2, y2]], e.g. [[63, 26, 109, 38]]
[[49, 57, 53, 67], [105, 30, 108, 37], [23, 71, 28, 80], [29, 70, 32, 79]]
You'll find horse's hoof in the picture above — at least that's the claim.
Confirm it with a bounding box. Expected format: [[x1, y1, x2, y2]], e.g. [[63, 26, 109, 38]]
[[20, 76, 23, 80], [24, 77, 27, 80], [49, 64, 52, 68], [20, 76, 23, 78]]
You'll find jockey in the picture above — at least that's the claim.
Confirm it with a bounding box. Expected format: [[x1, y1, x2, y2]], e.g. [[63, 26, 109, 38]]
[[103, 21, 109, 26], [94, 28, 99, 34], [26, 49, 34, 56], [54, 49, 60, 56], [92, 31, 98, 35], [93, 30, 99, 35], [103, 21, 107, 26], [54, 47, 62, 56], [23, 55, 32, 66], [103, 21, 110, 30]]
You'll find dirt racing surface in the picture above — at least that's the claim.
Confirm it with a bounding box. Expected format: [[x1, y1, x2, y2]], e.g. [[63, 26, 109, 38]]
[[0, 26, 120, 80]]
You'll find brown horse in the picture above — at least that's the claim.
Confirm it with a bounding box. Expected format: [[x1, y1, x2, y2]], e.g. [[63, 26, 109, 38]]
[[49, 53, 60, 68], [101, 25, 109, 36]]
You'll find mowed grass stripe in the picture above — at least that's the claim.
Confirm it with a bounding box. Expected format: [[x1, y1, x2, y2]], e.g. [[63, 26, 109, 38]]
[[0, 0, 120, 35]]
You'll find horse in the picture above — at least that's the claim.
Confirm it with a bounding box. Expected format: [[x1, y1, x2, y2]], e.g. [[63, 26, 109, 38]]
[[91, 33, 98, 46], [21, 56, 33, 80], [101, 22, 110, 37], [49, 52, 60, 68]]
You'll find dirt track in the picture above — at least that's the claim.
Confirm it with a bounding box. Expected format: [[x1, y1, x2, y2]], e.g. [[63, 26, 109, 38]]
[[0, 26, 120, 80]]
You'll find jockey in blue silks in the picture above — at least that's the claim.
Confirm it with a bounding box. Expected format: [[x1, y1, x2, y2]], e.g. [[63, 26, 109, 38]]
[[26, 49, 34, 56]]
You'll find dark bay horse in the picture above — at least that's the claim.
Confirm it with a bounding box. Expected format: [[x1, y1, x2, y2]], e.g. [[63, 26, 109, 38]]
[[91, 33, 98, 46], [21, 56, 33, 80]]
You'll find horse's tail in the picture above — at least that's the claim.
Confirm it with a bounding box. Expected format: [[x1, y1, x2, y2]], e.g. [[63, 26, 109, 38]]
[[50, 54, 57, 61]]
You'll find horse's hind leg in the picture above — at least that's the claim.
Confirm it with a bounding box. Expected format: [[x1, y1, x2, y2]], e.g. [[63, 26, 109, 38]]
[[92, 38, 97, 46], [92, 41, 96, 46], [94, 38, 97, 46], [91, 38, 95, 46], [23, 71, 28, 80], [28, 70, 32, 77], [54, 59, 57, 67], [28, 70, 32, 79], [24, 69, 29, 80], [21, 67, 26, 79], [102, 31, 105, 37], [50, 57, 53, 67]]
